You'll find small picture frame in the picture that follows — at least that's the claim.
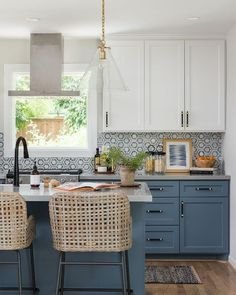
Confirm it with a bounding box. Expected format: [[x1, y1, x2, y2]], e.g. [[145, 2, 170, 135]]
[[163, 139, 193, 173]]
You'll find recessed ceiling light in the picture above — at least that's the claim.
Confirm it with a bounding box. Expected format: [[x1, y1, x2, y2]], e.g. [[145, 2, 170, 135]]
[[25, 17, 41, 22], [187, 17, 200, 21]]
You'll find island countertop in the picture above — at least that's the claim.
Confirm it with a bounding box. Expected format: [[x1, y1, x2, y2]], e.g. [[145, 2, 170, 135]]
[[0, 183, 152, 203]]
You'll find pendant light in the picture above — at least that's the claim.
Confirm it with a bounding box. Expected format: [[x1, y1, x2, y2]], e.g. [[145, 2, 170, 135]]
[[79, 0, 128, 91]]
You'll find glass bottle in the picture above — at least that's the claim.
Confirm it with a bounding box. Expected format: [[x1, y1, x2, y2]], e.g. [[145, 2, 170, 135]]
[[30, 161, 40, 188], [94, 148, 100, 172]]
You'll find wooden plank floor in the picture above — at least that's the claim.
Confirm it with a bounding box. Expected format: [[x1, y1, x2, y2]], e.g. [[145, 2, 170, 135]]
[[145, 260, 236, 295]]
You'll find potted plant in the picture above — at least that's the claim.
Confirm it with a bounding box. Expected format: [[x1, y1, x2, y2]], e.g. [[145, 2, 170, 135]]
[[108, 147, 147, 186]]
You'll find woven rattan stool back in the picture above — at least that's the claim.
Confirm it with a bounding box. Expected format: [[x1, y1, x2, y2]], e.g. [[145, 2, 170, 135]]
[[0, 192, 30, 250], [49, 192, 132, 252]]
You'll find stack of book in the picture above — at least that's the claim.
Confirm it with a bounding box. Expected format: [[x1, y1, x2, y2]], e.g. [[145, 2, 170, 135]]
[[190, 167, 217, 175]]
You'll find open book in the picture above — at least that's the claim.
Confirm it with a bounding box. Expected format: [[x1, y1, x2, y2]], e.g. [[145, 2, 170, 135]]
[[54, 182, 120, 192]]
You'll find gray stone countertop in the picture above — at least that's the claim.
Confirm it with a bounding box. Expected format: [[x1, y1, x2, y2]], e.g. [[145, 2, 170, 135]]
[[80, 173, 230, 181]]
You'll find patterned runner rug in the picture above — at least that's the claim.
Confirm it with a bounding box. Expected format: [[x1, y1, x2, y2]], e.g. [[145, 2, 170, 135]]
[[145, 265, 202, 284]]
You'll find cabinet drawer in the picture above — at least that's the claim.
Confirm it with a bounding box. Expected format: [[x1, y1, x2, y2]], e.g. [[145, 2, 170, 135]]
[[145, 199, 179, 225], [147, 181, 179, 197], [145, 226, 179, 254], [180, 181, 229, 197]]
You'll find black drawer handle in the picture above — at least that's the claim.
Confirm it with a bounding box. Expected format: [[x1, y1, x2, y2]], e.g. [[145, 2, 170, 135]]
[[196, 187, 213, 191], [181, 201, 184, 218], [146, 210, 164, 214], [146, 238, 164, 242], [150, 187, 164, 191]]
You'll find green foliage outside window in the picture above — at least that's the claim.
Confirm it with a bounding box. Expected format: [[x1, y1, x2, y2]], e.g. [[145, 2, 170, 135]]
[[15, 74, 88, 133]]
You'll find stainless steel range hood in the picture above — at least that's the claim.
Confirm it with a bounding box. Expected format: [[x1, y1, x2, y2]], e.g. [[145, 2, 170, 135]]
[[8, 33, 80, 97]]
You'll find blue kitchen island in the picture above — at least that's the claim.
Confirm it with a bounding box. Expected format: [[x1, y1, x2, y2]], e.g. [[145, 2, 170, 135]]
[[0, 183, 152, 295]]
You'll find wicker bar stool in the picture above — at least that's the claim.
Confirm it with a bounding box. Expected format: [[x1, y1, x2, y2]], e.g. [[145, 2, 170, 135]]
[[0, 192, 39, 295], [49, 192, 132, 294]]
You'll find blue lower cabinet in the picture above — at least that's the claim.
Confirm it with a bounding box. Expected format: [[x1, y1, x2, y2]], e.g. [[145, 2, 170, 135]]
[[145, 226, 179, 254], [146, 180, 230, 256], [180, 197, 229, 254], [145, 198, 179, 226]]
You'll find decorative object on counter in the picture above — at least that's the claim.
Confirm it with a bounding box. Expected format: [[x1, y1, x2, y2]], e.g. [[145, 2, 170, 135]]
[[195, 156, 216, 168], [79, 0, 127, 92], [94, 147, 100, 172], [30, 160, 40, 188], [108, 147, 147, 186], [50, 179, 60, 188], [164, 139, 192, 172], [43, 176, 50, 188], [145, 145, 157, 174], [95, 145, 115, 174], [155, 150, 166, 174]]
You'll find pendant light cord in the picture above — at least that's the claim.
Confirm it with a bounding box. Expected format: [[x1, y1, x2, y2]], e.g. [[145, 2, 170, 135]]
[[101, 0, 105, 44]]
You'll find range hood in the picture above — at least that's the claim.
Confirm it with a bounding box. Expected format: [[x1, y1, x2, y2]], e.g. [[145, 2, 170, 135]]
[[8, 33, 80, 97]]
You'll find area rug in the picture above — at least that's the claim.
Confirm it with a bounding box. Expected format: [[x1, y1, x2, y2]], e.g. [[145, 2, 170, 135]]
[[145, 265, 202, 284]]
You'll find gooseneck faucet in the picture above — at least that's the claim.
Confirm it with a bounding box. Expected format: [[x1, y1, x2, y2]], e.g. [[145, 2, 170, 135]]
[[14, 137, 29, 187]]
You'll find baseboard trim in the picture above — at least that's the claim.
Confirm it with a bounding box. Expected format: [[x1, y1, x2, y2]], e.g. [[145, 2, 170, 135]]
[[229, 256, 236, 270]]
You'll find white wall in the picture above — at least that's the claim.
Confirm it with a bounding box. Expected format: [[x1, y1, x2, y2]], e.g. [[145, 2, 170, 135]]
[[225, 24, 236, 267], [0, 38, 97, 130]]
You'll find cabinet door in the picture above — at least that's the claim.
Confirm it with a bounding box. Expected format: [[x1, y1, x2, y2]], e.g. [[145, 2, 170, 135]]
[[145, 40, 185, 131], [180, 197, 229, 253], [103, 40, 144, 131], [185, 40, 225, 131]]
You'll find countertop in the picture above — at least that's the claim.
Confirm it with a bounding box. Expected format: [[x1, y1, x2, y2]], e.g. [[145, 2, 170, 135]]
[[80, 173, 231, 181], [0, 183, 152, 203]]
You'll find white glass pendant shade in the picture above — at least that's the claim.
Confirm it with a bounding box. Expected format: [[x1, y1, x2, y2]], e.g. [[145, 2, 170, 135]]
[[79, 47, 128, 91]]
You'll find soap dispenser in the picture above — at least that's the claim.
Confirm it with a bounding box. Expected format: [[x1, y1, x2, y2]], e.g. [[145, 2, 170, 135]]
[[30, 161, 40, 188]]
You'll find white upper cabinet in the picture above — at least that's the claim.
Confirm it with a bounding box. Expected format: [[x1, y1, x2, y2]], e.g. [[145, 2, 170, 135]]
[[102, 39, 225, 132], [185, 40, 225, 131], [145, 40, 185, 131], [103, 40, 144, 131]]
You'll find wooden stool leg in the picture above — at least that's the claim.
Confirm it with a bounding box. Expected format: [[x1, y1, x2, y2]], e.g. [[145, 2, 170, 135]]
[[55, 252, 62, 295], [16, 251, 22, 295], [125, 251, 132, 295]]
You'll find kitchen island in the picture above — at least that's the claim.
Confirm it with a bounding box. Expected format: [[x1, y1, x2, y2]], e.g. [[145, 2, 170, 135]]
[[0, 183, 152, 295]]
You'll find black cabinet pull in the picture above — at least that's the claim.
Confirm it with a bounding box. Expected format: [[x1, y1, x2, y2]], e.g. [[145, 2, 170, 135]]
[[186, 111, 189, 127], [181, 201, 184, 218], [181, 111, 184, 127], [146, 209, 164, 214], [105, 112, 109, 127], [196, 187, 213, 191], [150, 187, 164, 191], [146, 238, 164, 242]]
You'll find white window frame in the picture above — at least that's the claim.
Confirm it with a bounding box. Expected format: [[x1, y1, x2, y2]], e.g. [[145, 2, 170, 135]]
[[4, 64, 97, 157]]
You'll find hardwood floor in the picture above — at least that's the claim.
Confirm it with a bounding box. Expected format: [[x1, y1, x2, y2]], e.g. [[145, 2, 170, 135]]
[[145, 260, 236, 295]]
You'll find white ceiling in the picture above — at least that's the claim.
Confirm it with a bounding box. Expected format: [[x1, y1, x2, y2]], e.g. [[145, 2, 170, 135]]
[[0, 0, 236, 38]]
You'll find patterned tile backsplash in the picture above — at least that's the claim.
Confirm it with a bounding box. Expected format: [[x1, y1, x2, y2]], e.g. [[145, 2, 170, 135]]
[[0, 132, 224, 174]]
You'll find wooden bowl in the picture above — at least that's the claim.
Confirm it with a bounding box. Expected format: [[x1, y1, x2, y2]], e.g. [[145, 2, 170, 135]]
[[195, 158, 216, 168]]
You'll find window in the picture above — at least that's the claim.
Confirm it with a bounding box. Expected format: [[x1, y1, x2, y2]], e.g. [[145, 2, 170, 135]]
[[4, 65, 97, 157]]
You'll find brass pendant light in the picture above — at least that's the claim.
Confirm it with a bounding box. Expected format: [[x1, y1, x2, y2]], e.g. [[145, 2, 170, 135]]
[[79, 0, 127, 91]]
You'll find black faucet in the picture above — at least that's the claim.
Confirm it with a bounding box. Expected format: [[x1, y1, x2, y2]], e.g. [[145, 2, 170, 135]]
[[14, 137, 29, 187]]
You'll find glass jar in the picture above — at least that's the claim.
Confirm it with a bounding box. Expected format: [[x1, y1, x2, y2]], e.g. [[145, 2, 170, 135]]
[[145, 152, 156, 174], [155, 152, 166, 174]]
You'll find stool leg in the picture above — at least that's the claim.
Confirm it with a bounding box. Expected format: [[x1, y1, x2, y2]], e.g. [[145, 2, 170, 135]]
[[55, 252, 62, 295], [121, 252, 127, 295], [125, 251, 131, 295], [16, 251, 22, 295], [60, 252, 65, 295], [29, 244, 37, 294]]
